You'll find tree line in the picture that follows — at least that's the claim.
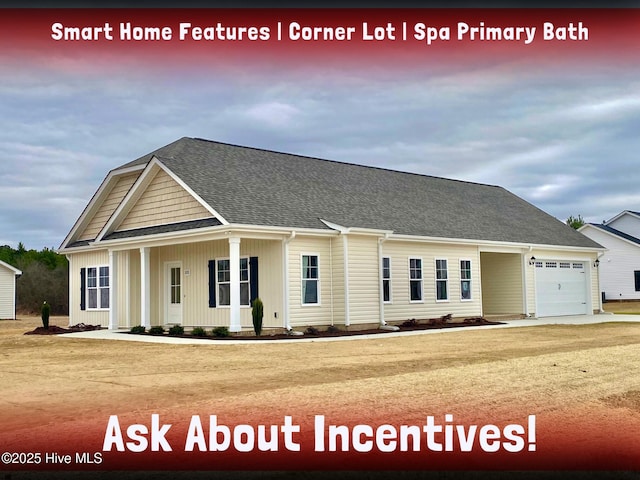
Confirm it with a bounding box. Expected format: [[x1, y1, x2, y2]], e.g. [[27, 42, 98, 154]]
[[0, 243, 68, 315]]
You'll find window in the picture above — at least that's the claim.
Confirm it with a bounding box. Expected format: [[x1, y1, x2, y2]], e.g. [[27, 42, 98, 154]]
[[87, 265, 109, 309], [409, 258, 422, 302], [436, 259, 448, 301], [302, 255, 319, 305], [382, 256, 391, 303], [217, 258, 250, 307], [635, 271, 640, 292], [460, 260, 472, 301]]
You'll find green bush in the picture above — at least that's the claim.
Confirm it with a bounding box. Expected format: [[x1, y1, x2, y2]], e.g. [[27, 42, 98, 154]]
[[130, 325, 146, 334], [191, 326, 207, 337], [211, 326, 230, 337], [251, 297, 264, 336], [41, 301, 50, 330], [149, 326, 165, 335], [326, 325, 340, 333], [168, 324, 184, 336]]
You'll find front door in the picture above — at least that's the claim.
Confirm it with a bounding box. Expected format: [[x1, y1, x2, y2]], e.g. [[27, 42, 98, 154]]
[[165, 261, 183, 324]]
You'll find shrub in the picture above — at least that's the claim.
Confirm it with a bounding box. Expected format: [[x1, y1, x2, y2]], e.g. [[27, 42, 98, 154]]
[[251, 297, 264, 336], [326, 325, 340, 334], [149, 326, 165, 335], [168, 324, 184, 336], [191, 326, 207, 337], [211, 326, 230, 338], [41, 301, 50, 330], [130, 325, 146, 334], [305, 326, 320, 335]]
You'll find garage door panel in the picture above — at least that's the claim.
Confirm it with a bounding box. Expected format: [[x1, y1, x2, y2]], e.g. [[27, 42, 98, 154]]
[[535, 261, 588, 317]]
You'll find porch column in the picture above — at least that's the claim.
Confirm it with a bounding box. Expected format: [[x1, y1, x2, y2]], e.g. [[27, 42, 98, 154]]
[[108, 251, 118, 330], [140, 247, 151, 328], [229, 237, 241, 332]]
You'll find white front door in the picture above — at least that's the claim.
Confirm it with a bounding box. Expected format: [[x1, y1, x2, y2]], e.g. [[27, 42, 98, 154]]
[[165, 261, 183, 324]]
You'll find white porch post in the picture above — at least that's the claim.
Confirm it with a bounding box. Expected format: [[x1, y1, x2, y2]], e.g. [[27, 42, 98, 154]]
[[229, 237, 241, 332], [140, 247, 151, 328], [108, 251, 118, 330]]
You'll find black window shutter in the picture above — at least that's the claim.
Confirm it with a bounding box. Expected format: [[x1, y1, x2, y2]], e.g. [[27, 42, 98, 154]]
[[635, 271, 640, 292], [208, 260, 216, 307], [250, 256, 259, 303], [80, 267, 86, 311]]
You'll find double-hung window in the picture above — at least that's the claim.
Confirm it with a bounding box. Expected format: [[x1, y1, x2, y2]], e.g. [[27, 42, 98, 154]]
[[217, 258, 250, 306], [409, 258, 423, 302], [436, 259, 448, 301], [382, 256, 391, 303], [87, 266, 109, 309], [302, 255, 319, 305], [460, 260, 472, 301]]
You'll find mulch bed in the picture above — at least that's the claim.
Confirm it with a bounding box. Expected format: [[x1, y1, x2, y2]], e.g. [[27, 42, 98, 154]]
[[24, 323, 103, 335], [126, 316, 505, 341]]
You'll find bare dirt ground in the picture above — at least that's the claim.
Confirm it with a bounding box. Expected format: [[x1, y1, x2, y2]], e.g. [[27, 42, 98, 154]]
[[3, 314, 640, 477]]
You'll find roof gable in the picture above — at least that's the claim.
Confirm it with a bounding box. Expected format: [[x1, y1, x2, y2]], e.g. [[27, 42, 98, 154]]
[[115, 137, 601, 249], [581, 223, 640, 247], [96, 157, 226, 242], [0, 260, 22, 275]]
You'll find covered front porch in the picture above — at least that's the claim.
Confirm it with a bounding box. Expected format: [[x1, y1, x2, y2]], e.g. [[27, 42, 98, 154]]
[[105, 233, 287, 332]]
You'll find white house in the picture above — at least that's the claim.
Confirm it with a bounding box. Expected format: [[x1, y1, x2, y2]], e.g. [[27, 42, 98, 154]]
[[0, 260, 22, 320], [58, 137, 604, 332], [579, 211, 640, 301]]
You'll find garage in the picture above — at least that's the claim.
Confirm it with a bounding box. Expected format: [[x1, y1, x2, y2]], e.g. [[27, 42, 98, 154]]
[[535, 260, 589, 317]]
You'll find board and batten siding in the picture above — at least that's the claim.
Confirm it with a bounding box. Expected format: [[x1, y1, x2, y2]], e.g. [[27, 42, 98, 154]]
[[288, 236, 335, 327], [381, 241, 482, 323], [154, 239, 283, 329], [69, 250, 110, 327], [79, 172, 140, 241], [117, 169, 212, 232], [346, 234, 380, 325], [0, 265, 17, 319], [480, 252, 523, 315]]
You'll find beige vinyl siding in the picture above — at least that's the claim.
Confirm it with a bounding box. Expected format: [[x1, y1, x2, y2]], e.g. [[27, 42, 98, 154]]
[[288, 236, 335, 327], [117, 169, 212, 232], [480, 252, 523, 315], [153, 238, 283, 329], [382, 241, 482, 322], [79, 172, 139, 240], [330, 236, 345, 324], [346, 234, 380, 325], [68, 250, 110, 327], [0, 266, 17, 319]]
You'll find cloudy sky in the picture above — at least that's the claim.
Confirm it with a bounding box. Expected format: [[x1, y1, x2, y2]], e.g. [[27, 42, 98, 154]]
[[1, 8, 639, 250]]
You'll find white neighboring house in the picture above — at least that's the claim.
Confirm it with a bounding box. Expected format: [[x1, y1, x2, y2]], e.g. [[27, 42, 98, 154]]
[[579, 210, 640, 301], [0, 260, 22, 320]]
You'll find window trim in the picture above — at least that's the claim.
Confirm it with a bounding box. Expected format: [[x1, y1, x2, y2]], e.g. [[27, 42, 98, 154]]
[[409, 257, 423, 303], [382, 256, 392, 304], [86, 265, 110, 311], [435, 258, 449, 302], [301, 253, 320, 306], [460, 259, 472, 302], [216, 257, 251, 308]]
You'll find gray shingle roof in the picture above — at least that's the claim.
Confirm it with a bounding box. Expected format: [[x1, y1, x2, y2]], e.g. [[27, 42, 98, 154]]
[[120, 137, 601, 249]]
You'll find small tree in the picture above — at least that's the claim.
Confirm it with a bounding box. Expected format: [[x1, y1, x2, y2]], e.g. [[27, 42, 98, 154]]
[[252, 297, 264, 336], [566, 214, 585, 229], [41, 301, 50, 330]]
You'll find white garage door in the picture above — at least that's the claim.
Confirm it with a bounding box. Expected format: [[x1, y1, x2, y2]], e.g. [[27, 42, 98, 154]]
[[535, 261, 588, 317]]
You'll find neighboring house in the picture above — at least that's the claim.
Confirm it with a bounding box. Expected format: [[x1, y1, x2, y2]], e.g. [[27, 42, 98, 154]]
[[0, 260, 22, 320], [58, 137, 604, 331], [579, 211, 640, 301]]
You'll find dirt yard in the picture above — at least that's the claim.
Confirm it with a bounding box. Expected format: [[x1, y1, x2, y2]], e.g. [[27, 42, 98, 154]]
[[2, 315, 640, 476]]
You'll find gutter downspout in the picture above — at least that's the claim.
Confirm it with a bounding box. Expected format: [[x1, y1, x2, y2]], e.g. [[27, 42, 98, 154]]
[[522, 246, 533, 317], [596, 251, 605, 314], [283, 231, 296, 331], [343, 233, 350, 327]]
